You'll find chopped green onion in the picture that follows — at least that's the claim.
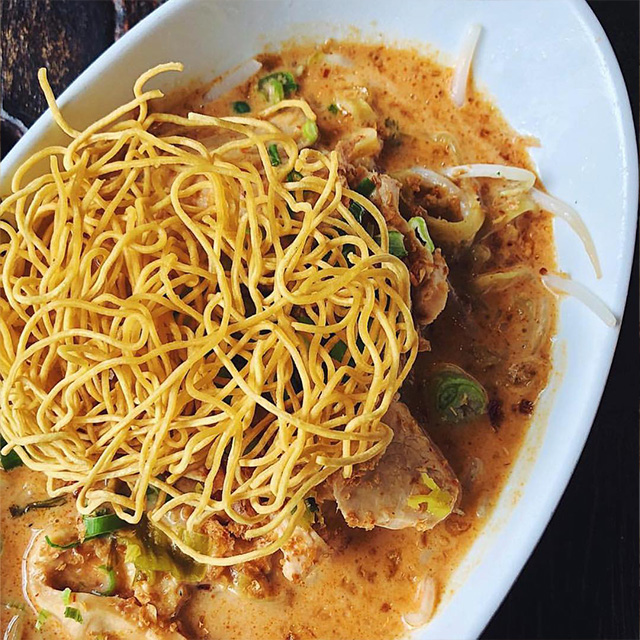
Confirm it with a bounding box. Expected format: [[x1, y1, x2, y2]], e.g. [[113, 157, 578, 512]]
[[348, 201, 365, 224], [428, 364, 488, 423], [301, 496, 320, 526], [258, 71, 298, 96], [35, 609, 50, 631], [63, 607, 83, 624], [232, 100, 251, 114], [83, 512, 127, 540], [261, 77, 284, 104], [328, 103, 339, 114], [61, 588, 72, 606], [267, 143, 281, 166], [45, 535, 80, 550], [406, 473, 453, 519], [286, 170, 303, 182], [297, 314, 348, 363], [347, 178, 375, 226], [355, 177, 376, 198], [0, 436, 23, 471], [258, 71, 297, 105], [329, 339, 348, 363], [409, 216, 435, 252], [145, 484, 160, 508], [384, 230, 408, 258], [146, 485, 160, 498], [304, 497, 319, 513], [95, 565, 116, 597], [342, 244, 356, 262], [302, 119, 319, 144], [9, 495, 66, 518], [43, 512, 125, 550]]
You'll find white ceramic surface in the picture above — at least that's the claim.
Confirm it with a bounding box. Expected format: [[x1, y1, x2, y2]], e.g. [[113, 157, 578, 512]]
[[1, 1, 636, 638]]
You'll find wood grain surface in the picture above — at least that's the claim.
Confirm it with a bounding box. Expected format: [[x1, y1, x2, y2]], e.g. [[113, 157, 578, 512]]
[[0, 1, 637, 638]]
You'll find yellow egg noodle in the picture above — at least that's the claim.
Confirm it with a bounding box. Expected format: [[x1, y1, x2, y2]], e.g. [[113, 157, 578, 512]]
[[0, 63, 418, 565]]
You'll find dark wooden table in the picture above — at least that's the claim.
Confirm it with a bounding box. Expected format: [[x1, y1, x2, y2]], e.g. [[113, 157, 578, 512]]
[[1, 1, 638, 638]]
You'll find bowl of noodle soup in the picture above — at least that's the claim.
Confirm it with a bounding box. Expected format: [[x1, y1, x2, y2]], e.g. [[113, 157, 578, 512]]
[[0, 1, 636, 639]]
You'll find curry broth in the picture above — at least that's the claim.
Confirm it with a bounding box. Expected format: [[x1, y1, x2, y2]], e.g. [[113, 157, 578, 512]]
[[1, 41, 555, 640]]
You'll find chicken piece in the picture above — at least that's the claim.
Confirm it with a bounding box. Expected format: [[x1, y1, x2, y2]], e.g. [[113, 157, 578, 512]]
[[372, 174, 449, 327], [268, 511, 331, 585], [280, 525, 329, 583], [24, 531, 187, 640], [332, 401, 460, 531], [130, 572, 190, 622], [44, 529, 115, 594]]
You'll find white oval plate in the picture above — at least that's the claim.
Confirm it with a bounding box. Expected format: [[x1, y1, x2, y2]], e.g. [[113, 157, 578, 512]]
[[1, 1, 636, 638]]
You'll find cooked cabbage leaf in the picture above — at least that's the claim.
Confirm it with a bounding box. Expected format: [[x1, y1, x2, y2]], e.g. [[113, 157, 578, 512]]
[[120, 516, 210, 583]]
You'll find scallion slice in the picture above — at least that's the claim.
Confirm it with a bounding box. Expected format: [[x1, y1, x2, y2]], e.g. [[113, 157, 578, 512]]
[[348, 201, 365, 223], [61, 588, 72, 606], [267, 143, 281, 166], [297, 314, 348, 363], [83, 512, 127, 540], [45, 535, 80, 550], [302, 119, 319, 144], [286, 170, 303, 182], [304, 497, 319, 513], [385, 230, 408, 258], [145, 484, 160, 508], [408, 216, 435, 252], [261, 78, 284, 104], [347, 177, 375, 225], [43, 512, 126, 550], [95, 565, 116, 597], [258, 71, 297, 105], [258, 71, 298, 96], [35, 609, 50, 631], [428, 364, 488, 423], [355, 177, 375, 198], [232, 100, 251, 114], [329, 339, 348, 363], [406, 473, 453, 519], [0, 436, 23, 471], [63, 607, 83, 624], [328, 103, 339, 114]]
